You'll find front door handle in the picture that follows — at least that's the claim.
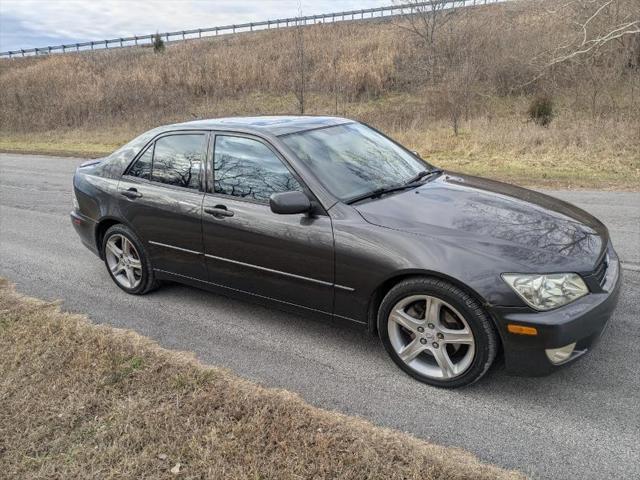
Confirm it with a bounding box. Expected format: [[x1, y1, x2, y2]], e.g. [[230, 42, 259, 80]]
[[204, 205, 234, 218], [121, 188, 142, 199]]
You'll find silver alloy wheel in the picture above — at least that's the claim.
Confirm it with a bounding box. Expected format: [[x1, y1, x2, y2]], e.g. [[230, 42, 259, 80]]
[[105, 234, 142, 289], [387, 295, 475, 380]]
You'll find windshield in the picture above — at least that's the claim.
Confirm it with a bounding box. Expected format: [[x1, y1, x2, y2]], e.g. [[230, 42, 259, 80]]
[[280, 122, 432, 202]]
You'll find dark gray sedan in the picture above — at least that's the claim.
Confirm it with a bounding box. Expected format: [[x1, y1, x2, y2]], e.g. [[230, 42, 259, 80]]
[[71, 116, 621, 387]]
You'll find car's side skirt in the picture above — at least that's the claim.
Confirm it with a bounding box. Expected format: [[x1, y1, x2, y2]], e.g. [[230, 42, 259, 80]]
[[153, 268, 366, 326]]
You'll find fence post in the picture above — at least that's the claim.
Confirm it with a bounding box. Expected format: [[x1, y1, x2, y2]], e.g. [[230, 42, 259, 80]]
[[198, 29, 202, 38]]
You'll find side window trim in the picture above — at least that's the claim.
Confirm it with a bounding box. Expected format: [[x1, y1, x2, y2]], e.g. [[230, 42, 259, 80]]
[[208, 131, 308, 204]]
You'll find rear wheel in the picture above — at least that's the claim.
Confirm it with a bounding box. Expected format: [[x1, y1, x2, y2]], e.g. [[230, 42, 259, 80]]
[[378, 277, 498, 388], [102, 224, 158, 295]]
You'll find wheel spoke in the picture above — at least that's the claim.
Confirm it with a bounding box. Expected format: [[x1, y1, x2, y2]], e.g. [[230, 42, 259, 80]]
[[106, 239, 122, 257], [122, 238, 132, 256], [124, 266, 136, 287], [431, 346, 456, 379], [389, 308, 424, 333], [110, 261, 123, 274], [398, 338, 426, 363], [129, 258, 142, 270], [441, 328, 474, 345], [425, 297, 443, 326]]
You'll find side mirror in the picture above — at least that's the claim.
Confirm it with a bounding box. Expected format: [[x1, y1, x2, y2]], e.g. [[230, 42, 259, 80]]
[[411, 150, 422, 158], [270, 191, 311, 215]]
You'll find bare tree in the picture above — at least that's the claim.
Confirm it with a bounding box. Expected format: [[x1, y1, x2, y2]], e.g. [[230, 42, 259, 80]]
[[394, 0, 457, 46], [395, 2, 490, 135], [525, 0, 639, 97], [393, 0, 458, 77], [293, 0, 306, 114], [332, 37, 340, 115], [544, 0, 639, 68]]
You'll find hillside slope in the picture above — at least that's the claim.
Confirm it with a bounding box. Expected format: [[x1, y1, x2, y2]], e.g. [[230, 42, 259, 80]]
[[1, 0, 638, 188]]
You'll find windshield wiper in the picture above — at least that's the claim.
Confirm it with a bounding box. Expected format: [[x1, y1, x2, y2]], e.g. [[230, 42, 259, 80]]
[[345, 184, 415, 205], [404, 168, 443, 185], [345, 169, 444, 205]]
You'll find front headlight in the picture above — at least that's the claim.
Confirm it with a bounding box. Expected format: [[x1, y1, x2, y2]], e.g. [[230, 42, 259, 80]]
[[501, 273, 588, 311]]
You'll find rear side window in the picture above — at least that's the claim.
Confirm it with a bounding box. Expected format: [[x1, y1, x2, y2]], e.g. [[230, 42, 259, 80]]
[[213, 135, 301, 202], [151, 134, 205, 190], [128, 144, 152, 180]]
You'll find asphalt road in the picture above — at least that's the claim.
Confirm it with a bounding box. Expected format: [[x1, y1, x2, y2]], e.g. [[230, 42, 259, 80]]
[[1, 153, 639, 479]]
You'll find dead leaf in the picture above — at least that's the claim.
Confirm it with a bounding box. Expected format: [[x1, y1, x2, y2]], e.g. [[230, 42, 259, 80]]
[[170, 463, 181, 475]]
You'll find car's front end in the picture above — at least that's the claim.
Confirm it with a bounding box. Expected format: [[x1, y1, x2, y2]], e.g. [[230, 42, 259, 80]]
[[349, 170, 624, 378], [490, 241, 622, 375]]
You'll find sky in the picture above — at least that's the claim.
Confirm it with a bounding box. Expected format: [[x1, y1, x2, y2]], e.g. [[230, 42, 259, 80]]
[[0, 0, 391, 52]]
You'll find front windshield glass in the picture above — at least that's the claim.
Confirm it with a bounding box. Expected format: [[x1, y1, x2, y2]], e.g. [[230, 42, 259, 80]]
[[280, 122, 432, 202]]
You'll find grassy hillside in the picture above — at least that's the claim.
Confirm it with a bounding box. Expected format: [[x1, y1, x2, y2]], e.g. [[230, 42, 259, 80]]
[[1, 0, 638, 189], [0, 278, 525, 479]]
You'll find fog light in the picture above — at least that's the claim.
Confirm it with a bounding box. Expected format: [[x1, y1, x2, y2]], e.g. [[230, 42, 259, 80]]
[[545, 342, 576, 364]]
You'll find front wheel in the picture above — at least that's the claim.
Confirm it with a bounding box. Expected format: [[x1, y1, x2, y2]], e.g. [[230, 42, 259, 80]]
[[102, 224, 158, 295], [378, 277, 498, 388]]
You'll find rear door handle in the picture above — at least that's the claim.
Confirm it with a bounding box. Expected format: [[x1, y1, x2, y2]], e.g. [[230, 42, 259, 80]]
[[121, 188, 142, 199], [204, 205, 234, 218]]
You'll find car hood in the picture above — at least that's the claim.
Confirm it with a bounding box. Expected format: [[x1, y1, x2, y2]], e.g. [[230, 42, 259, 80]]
[[354, 172, 607, 273]]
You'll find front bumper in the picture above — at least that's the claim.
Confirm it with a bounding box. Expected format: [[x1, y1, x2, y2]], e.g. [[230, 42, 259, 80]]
[[490, 245, 622, 376]]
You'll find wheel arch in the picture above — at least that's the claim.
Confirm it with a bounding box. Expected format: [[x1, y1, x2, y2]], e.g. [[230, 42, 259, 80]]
[[366, 270, 494, 336], [95, 217, 126, 259]]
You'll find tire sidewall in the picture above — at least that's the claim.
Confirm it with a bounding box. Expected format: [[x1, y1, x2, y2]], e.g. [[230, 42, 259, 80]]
[[378, 278, 497, 388], [102, 224, 153, 295]]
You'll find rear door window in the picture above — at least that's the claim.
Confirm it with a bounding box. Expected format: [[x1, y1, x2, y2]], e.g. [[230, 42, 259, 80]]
[[151, 134, 206, 190]]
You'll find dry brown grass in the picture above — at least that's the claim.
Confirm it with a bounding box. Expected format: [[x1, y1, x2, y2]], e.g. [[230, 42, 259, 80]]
[[0, 0, 638, 188], [0, 278, 525, 479]]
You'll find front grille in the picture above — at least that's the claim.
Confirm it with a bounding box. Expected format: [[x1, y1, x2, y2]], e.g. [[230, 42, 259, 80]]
[[593, 253, 609, 287]]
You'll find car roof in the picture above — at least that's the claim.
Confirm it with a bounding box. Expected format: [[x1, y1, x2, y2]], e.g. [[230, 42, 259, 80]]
[[167, 115, 353, 136]]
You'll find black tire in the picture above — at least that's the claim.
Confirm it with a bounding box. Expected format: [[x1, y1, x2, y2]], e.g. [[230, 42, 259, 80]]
[[102, 224, 159, 295], [378, 277, 498, 388]]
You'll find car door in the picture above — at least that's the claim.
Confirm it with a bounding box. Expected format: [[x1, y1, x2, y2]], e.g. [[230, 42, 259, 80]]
[[202, 132, 335, 316], [117, 131, 208, 280]]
